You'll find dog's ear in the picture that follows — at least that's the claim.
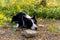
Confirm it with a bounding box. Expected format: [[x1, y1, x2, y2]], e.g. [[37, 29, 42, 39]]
[[32, 15, 37, 20], [32, 15, 37, 24]]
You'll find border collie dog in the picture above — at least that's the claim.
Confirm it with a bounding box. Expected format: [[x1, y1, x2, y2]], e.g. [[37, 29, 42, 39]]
[[11, 12, 37, 30]]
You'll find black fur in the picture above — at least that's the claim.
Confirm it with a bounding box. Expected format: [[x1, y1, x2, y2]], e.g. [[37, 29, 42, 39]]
[[11, 12, 37, 29]]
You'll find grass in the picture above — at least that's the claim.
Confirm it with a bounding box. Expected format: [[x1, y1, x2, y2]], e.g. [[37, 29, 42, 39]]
[[0, 0, 60, 26]]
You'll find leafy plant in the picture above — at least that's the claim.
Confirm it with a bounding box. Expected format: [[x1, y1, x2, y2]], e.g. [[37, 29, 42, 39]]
[[49, 26, 55, 32], [0, 0, 60, 26]]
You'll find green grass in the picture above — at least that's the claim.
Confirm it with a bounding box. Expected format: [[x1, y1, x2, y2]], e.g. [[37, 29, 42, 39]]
[[0, 0, 60, 26]]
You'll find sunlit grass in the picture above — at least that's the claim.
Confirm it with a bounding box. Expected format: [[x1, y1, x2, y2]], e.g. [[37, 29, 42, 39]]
[[0, 13, 5, 19], [0, 0, 60, 26]]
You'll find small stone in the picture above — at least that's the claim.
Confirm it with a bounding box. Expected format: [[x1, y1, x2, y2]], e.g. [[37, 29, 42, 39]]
[[0, 30, 5, 35], [21, 30, 38, 38], [38, 25, 44, 27], [38, 39, 42, 40]]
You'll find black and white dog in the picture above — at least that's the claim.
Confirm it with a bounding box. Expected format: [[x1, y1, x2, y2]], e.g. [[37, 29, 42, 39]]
[[11, 12, 37, 30]]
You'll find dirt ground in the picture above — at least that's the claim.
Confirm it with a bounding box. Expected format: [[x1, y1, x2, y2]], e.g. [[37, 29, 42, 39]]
[[0, 19, 60, 40]]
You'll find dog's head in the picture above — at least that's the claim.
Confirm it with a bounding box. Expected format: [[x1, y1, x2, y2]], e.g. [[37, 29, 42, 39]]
[[23, 15, 37, 30]]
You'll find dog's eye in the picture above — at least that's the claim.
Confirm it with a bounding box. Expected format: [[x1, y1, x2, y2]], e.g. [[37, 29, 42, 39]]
[[34, 20, 37, 24]]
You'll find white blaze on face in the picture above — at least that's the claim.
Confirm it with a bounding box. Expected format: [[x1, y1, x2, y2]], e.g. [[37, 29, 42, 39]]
[[31, 19, 37, 30]]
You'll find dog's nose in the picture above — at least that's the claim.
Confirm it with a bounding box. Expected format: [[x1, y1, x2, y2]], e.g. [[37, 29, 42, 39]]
[[35, 27, 37, 30]]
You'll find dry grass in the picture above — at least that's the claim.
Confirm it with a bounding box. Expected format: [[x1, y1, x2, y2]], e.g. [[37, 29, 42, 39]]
[[0, 19, 60, 40]]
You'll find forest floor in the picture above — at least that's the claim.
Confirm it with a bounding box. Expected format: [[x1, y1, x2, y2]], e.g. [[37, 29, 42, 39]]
[[0, 19, 60, 40]]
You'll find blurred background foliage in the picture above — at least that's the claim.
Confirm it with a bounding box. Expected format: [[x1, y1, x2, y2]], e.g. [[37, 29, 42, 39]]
[[0, 0, 60, 26]]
